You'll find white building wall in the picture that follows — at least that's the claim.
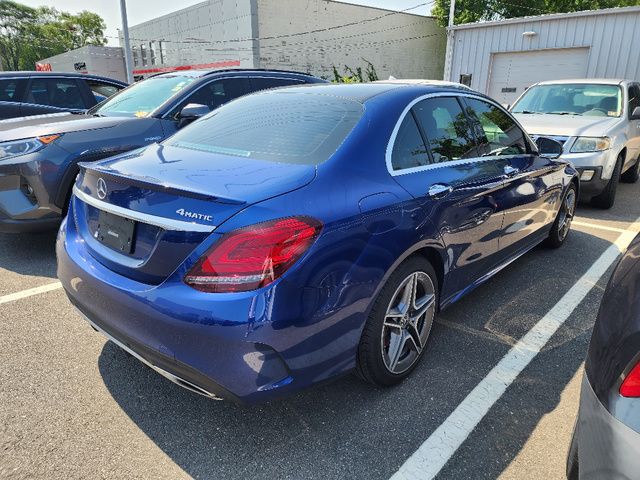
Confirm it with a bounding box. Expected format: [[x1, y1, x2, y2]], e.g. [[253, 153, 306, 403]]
[[446, 6, 640, 94], [255, 0, 446, 80], [37, 46, 127, 82], [124, 0, 258, 76]]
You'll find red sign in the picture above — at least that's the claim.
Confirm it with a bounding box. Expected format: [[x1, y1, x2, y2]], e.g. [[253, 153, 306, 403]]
[[35, 62, 53, 72], [132, 60, 240, 76]]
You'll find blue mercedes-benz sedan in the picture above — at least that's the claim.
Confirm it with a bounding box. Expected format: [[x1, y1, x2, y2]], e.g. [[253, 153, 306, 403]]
[[57, 82, 579, 403]]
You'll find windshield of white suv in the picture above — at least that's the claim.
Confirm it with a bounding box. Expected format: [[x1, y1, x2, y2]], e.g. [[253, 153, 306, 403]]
[[91, 75, 195, 118], [512, 83, 622, 117]]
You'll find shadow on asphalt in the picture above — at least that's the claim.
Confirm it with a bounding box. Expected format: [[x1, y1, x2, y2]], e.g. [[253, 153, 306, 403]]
[[0, 232, 58, 278], [94, 230, 611, 479]]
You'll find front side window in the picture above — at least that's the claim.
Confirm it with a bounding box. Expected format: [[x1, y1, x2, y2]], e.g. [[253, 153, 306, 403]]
[[464, 98, 527, 156], [170, 78, 251, 118], [629, 84, 640, 118], [165, 91, 364, 165], [391, 114, 429, 171], [412, 97, 479, 163], [512, 83, 622, 117], [93, 75, 195, 118], [25, 78, 84, 109]]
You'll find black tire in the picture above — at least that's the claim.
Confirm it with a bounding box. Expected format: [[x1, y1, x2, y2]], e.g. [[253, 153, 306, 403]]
[[356, 257, 438, 387], [545, 183, 577, 249], [621, 156, 640, 184], [591, 154, 623, 209], [566, 421, 579, 480]]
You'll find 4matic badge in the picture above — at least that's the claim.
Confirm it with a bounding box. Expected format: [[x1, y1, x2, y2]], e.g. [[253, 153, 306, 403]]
[[176, 208, 213, 222]]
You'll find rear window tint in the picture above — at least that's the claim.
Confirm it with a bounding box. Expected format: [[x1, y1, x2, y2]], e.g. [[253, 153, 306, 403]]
[[165, 91, 364, 165]]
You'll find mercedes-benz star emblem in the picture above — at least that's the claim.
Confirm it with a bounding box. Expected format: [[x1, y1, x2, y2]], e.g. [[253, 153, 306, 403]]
[[96, 178, 107, 200]]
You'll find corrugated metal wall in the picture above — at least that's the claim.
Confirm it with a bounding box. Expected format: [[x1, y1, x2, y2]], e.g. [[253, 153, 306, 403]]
[[447, 7, 640, 93]]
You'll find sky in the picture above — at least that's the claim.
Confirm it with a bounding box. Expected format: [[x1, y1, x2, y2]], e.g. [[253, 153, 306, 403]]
[[17, 0, 432, 46]]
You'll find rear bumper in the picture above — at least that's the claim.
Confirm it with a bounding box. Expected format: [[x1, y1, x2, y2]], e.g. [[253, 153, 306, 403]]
[[56, 206, 361, 403], [573, 374, 640, 479]]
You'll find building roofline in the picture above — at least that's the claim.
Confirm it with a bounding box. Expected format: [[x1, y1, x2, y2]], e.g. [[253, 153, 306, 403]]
[[126, 0, 209, 31], [125, 0, 436, 31], [449, 5, 640, 31], [320, 0, 436, 20]]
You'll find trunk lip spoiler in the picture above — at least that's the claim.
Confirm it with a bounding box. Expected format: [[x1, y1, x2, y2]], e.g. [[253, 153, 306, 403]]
[[72, 185, 216, 233]]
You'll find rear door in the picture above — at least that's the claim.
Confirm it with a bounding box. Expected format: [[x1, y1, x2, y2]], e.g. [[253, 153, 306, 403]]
[[21, 77, 86, 116], [389, 95, 509, 299], [0, 78, 26, 120], [463, 96, 560, 254]]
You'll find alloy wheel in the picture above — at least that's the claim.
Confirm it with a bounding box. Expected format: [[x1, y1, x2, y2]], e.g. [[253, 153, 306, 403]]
[[558, 188, 576, 241], [380, 271, 436, 374]]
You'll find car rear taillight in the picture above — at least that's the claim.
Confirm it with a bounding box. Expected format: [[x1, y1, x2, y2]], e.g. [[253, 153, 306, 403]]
[[620, 361, 640, 397], [184, 216, 322, 293]]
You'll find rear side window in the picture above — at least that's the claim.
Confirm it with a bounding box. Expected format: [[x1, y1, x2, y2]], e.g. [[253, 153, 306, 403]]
[[251, 77, 304, 91], [391, 114, 430, 171], [463, 98, 527, 156], [0, 79, 20, 101], [25, 78, 85, 109], [412, 97, 479, 163], [166, 91, 363, 165]]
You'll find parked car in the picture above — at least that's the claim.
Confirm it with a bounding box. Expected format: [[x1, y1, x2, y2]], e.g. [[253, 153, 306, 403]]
[[0, 69, 325, 233], [511, 79, 640, 209], [57, 82, 578, 403], [567, 233, 640, 479], [0, 71, 127, 120]]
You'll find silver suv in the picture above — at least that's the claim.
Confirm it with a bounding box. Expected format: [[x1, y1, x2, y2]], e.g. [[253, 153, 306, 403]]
[[511, 79, 640, 208]]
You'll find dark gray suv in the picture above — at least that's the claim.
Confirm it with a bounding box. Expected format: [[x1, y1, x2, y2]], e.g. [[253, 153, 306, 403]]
[[0, 72, 127, 120], [0, 69, 326, 232]]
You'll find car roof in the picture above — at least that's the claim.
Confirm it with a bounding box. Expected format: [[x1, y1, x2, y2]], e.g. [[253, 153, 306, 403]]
[[0, 71, 127, 85], [533, 78, 631, 86], [374, 79, 473, 90], [153, 68, 322, 80], [261, 82, 479, 104]]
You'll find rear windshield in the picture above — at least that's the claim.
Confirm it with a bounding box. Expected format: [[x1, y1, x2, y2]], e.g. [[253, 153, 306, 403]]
[[165, 91, 364, 165]]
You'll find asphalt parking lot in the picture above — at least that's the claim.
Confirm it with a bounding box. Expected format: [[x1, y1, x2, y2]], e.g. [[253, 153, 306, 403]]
[[1, 183, 639, 480]]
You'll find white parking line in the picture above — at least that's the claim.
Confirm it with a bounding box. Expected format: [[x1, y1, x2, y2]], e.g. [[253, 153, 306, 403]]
[[0, 281, 62, 305], [572, 220, 640, 234], [390, 218, 640, 480]]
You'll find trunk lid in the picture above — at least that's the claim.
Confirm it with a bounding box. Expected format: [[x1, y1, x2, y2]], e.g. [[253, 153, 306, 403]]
[[73, 143, 316, 284]]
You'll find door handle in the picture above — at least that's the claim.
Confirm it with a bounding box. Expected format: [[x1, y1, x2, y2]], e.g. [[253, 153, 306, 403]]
[[428, 184, 453, 198], [503, 165, 519, 177]]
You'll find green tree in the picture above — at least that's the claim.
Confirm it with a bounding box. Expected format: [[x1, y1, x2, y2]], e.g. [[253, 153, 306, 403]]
[[0, 1, 106, 71], [433, 0, 640, 27]]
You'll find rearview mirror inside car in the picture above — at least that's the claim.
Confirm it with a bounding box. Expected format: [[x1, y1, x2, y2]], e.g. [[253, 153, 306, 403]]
[[535, 136, 563, 159], [631, 106, 640, 120]]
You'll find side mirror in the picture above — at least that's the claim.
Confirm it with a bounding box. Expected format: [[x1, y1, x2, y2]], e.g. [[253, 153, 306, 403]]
[[178, 103, 209, 127], [535, 136, 563, 159], [631, 106, 640, 120]]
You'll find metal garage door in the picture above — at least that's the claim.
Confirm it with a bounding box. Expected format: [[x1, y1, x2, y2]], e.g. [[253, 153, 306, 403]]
[[488, 48, 590, 105]]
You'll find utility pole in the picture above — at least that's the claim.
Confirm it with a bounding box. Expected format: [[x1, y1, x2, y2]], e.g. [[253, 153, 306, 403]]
[[443, 0, 456, 82], [120, 0, 134, 83]]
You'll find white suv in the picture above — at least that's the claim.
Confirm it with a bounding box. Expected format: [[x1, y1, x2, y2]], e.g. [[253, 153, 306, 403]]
[[511, 79, 640, 208]]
